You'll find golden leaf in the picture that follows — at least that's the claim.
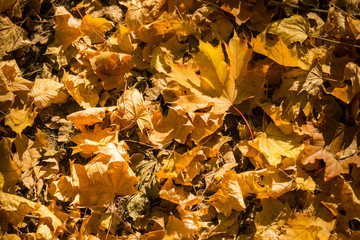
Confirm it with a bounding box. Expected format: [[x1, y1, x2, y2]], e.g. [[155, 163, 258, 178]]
[[80, 14, 112, 44], [89, 52, 133, 90], [252, 30, 299, 67], [169, 32, 264, 114], [61, 71, 99, 109], [29, 78, 68, 108], [209, 170, 246, 217], [5, 104, 38, 134], [0, 138, 21, 193], [114, 88, 153, 133], [53, 6, 81, 49]]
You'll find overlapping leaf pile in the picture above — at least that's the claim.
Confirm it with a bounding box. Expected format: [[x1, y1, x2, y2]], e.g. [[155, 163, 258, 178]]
[[1, 0, 360, 239]]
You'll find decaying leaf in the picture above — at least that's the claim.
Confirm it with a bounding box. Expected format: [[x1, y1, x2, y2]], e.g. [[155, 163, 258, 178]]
[[89, 52, 133, 90], [0, 15, 30, 57], [113, 88, 153, 133], [29, 78, 68, 108], [209, 170, 246, 217]]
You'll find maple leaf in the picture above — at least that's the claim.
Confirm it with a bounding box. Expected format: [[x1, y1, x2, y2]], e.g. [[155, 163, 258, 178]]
[[0, 138, 21, 193], [168, 32, 265, 115], [113, 88, 153, 133], [29, 78, 68, 108], [0, 15, 30, 57], [52, 6, 81, 49], [209, 170, 246, 217]]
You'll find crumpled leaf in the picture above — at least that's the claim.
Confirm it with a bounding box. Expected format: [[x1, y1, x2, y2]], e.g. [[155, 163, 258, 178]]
[[49, 176, 77, 202], [5, 104, 38, 134], [89, 52, 133, 90], [0, 60, 33, 94], [113, 88, 153, 133], [53, 6, 81, 49], [0, 15, 30, 57], [209, 170, 246, 217], [61, 71, 99, 109], [29, 78, 68, 108]]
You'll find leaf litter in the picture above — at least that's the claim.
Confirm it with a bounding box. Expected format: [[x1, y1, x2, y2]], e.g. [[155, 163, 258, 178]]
[[1, 0, 360, 239]]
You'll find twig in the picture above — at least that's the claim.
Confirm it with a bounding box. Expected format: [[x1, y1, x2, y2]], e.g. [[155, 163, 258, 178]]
[[310, 35, 360, 48], [268, 0, 329, 14]]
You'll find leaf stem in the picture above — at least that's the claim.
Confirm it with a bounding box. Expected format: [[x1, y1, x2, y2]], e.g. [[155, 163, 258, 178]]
[[232, 104, 254, 142]]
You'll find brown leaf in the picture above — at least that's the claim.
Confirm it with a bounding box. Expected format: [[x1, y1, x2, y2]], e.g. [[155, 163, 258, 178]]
[[0, 15, 30, 57]]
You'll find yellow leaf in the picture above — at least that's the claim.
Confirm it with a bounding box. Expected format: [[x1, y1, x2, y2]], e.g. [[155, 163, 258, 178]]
[[114, 88, 153, 133], [0, 138, 21, 193], [148, 106, 194, 147], [268, 15, 309, 46], [0, 60, 33, 94], [80, 14, 112, 44], [67, 107, 114, 132], [5, 104, 38, 134], [114, 24, 134, 53], [49, 176, 77, 202], [35, 223, 58, 240], [156, 146, 202, 181], [71, 141, 137, 210], [89, 52, 133, 90], [169, 32, 264, 114], [159, 179, 202, 206], [53, 6, 81, 49], [29, 78, 68, 108], [251, 123, 304, 167], [0, 192, 39, 227], [61, 71, 99, 109], [281, 214, 335, 240], [209, 170, 246, 217], [252, 30, 299, 67]]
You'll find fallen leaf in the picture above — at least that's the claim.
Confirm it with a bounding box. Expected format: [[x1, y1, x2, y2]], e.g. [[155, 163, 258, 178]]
[[67, 107, 114, 132], [80, 14, 112, 44], [0, 15, 30, 57], [148, 106, 194, 147], [53, 6, 82, 49], [0, 138, 21, 193], [268, 15, 310, 46], [29, 78, 68, 108], [61, 71, 99, 109], [209, 170, 246, 217], [5, 104, 38, 134], [251, 123, 304, 167], [113, 88, 153, 133], [168, 32, 265, 114], [252, 30, 300, 67], [89, 52, 133, 90]]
